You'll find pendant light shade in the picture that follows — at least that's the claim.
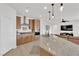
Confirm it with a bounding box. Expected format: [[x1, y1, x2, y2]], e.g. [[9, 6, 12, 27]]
[[60, 3, 64, 12], [51, 3, 54, 19], [51, 4, 54, 6], [48, 11, 51, 20], [61, 3, 63, 6]]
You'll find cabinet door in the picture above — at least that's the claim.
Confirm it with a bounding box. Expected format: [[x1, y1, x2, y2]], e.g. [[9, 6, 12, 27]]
[[16, 16, 21, 29], [29, 19, 40, 32], [29, 19, 35, 31], [35, 20, 40, 30], [16, 35, 22, 46]]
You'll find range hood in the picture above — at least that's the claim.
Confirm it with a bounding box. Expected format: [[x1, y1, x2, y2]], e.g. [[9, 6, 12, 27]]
[[21, 16, 29, 26]]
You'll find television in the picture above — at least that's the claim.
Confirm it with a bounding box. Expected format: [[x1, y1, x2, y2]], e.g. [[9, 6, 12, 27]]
[[61, 25, 73, 31]]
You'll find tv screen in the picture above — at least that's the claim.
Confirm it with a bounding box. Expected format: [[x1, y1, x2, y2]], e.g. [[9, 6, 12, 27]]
[[61, 25, 73, 31]]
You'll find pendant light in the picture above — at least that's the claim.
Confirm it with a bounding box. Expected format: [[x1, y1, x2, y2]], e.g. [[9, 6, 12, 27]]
[[48, 11, 51, 20], [60, 3, 64, 12], [51, 3, 54, 19]]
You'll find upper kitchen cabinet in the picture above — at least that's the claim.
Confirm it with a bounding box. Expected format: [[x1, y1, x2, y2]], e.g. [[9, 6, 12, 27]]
[[29, 19, 40, 34], [34, 20, 40, 30], [29, 19, 35, 32], [16, 16, 21, 29]]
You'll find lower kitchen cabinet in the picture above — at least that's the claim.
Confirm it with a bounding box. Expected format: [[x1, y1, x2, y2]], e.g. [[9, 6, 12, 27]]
[[16, 34, 35, 46]]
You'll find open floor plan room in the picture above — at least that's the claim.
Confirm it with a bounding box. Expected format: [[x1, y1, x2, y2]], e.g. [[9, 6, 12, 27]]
[[3, 35, 79, 56], [0, 3, 79, 56]]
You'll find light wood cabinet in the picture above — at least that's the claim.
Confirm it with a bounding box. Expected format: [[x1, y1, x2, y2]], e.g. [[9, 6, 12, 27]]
[[16, 34, 35, 46], [16, 16, 21, 29], [34, 20, 40, 30], [29, 19, 40, 32], [29, 19, 35, 31]]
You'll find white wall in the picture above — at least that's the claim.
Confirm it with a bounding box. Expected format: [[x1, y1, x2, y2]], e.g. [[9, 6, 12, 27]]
[[73, 21, 79, 37], [52, 23, 61, 35], [0, 16, 1, 55], [52, 21, 79, 37], [52, 3, 79, 36], [0, 4, 16, 55]]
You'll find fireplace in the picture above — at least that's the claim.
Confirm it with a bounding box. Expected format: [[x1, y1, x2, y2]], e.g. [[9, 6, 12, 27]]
[[60, 33, 73, 36]]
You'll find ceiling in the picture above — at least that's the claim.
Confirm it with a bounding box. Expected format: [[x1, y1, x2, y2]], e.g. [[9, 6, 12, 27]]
[[7, 3, 79, 21], [62, 3, 79, 21], [7, 3, 51, 18]]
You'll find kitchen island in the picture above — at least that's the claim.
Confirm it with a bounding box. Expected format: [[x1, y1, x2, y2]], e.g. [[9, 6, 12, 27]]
[[40, 35, 79, 56]]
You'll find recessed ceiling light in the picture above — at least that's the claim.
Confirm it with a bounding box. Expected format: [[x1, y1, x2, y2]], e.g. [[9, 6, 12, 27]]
[[44, 6, 47, 10], [49, 48, 51, 51], [25, 9, 29, 13], [40, 15, 42, 17]]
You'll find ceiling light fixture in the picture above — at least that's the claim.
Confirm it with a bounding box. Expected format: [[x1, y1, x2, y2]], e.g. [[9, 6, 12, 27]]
[[40, 15, 42, 17], [49, 48, 51, 51], [44, 6, 47, 10], [60, 3, 64, 12], [51, 15, 54, 19], [25, 9, 29, 13], [51, 3, 54, 19], [48, 11, 51, 20]]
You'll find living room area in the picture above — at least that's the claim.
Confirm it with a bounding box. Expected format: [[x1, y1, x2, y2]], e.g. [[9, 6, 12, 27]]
[[51, 3, 79, 45]]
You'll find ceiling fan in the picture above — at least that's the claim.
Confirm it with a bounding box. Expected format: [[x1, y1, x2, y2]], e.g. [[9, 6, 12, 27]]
[[56, 18, 69, 23], [61, 19, 69, 23], [54, 19, 69, 24]]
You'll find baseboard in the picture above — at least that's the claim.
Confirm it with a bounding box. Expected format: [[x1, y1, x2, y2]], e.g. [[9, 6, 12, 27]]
[[0, 48, 12, 56], [0, 46, 17, 56]]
